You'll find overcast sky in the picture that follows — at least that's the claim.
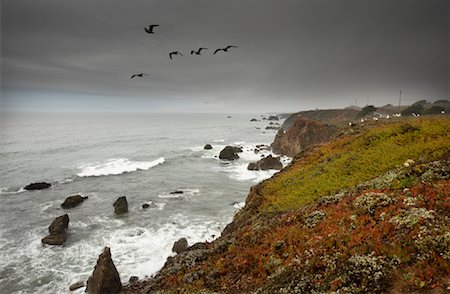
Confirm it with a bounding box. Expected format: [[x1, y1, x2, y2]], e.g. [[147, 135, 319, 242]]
[[1, 0, 448, 113]]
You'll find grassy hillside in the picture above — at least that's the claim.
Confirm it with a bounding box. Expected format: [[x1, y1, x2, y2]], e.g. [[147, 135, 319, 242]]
[[124, 116, 450, 293], [263, 117, 449, 212]]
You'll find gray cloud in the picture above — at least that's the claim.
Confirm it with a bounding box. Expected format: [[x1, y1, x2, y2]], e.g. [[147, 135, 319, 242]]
[[1, 0, 448, 112]]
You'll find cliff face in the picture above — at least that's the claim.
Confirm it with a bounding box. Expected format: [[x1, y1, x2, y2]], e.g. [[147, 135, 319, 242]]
[[123, 117, 450, 294], [271, 117, 338, 157]]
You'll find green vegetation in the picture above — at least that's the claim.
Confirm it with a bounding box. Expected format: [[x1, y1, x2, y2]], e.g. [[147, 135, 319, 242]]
[[124, 116, 450, 294], [262, 117, 450, 212]]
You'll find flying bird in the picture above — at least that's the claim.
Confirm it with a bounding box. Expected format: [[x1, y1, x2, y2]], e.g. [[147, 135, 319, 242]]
[[130, 73, 149, 79], [144, 24, 159, 34], [213, 45, 238, 55], [190, 47, 208, 55], [169, 51, 183, 60]]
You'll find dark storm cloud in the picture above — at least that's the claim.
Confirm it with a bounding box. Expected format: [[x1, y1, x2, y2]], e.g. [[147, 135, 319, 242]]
[[1, 0, 448, 112]]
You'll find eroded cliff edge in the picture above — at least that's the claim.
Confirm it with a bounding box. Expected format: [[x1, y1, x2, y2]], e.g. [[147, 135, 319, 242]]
[[123, 116, 450, 294]]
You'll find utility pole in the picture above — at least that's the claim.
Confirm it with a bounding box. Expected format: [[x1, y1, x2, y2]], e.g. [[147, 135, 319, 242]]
[[398, 90, 402, 108]]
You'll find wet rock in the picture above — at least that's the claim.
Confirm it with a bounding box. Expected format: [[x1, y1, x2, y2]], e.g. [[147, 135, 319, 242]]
[[250, 118, 258, 122], [69, 281, 85, 291], [268, 115, 279, 121], [247, 162, 257, 170], [42, 214, 69, 246], [61, 195, 88, 209], [265, 125, 280, 130], [169, 190, 184, 195], [113, 196, 128, 215], [254, 144, 270, 154], [86, 247, 122, 294], [247, 155, 282, 170], [172, 237, 188, 254], [204, 144, 213, 150], [128, 276, 139, 283], [219, 146, 240, 160], [24, 182, 51, 190], [142, 203, 150, 209]]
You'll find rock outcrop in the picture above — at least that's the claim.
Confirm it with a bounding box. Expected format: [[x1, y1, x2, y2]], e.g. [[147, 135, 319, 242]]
[[69, 281, 85, 291], [172, 237, 188, 254], [113, 196, 128, 215], [219, 146, 241, 160], [247, 155, 282, 170], [86, 247, 122, 294], [61, 195, 88, 209], [271, 118, 338, 157], [42, 214, 69, 245], [204, 144, 213, 150], [24, 182, 51, 190]]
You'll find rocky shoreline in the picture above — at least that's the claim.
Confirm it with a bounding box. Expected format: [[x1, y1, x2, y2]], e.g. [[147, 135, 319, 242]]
[[118, 115, 450, 293], [27, 109, 450, 293]]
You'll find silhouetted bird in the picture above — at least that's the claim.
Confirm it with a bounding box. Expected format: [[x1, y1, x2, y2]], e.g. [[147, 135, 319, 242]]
[[130, 73, 149, 79], [190, 47, 208, 55], [144, 24, 159, 34], [169, 51, 183, 60], [213, 45, 238, 55]]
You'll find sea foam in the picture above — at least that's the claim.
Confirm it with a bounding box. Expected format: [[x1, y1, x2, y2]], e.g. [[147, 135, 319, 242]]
[[77, 157, 165, 177]]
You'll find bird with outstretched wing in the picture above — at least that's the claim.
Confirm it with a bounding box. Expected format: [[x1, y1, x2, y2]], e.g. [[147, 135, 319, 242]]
[[130, 73, 149, 79], [169, 51, 183, 60], [144, 24, 159, 34]]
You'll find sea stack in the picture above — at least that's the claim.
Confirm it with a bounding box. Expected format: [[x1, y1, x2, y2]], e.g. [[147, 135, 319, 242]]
[[86, 247, 122, 294], [113, 196, 128, 215], [41, 214, 69, 245]]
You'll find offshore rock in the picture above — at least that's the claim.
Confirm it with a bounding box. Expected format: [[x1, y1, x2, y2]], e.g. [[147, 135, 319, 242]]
[[247, 155, 282, 170], [61, 195, 88, 209], [204, 144, 213, 150], [24, 182, 51, 190], [113, 196, 128, 215], [42, 214, 69, 245], [219, 146, 240, 160], [69, 281, 85, 291], [86, 247, 122, 294]]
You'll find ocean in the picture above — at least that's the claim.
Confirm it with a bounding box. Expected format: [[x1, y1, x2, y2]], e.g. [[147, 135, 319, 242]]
[[0, 112, 289, 294]]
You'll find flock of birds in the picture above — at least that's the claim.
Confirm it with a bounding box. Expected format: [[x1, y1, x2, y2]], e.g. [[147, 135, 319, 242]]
[[131, 24, 238, 79]]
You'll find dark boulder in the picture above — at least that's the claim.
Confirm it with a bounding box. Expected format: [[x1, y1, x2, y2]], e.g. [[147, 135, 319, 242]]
[[128, 276, 139, 283], [61, 195, 88, 209], [142, 203, 150, 209], [254, 144, 270, 154], [247, 155, 283, 171], [219, 146, 240, 160], [172, 237, 188, 254], [42, 214, 69, 246], [250, 118, 258, 122], [169, 190, 184, 195], [113, 196, 128, 215], [268, 115, 279, 121], [24, 182, 51, 190], [204, 144, 213, 150], [86, 247, 122, 294], [247, 162, 257, 170], [69, 281, 85, 291]]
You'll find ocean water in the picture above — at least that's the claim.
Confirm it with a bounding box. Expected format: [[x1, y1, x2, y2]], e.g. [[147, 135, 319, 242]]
[[0, 112, 289, 294]]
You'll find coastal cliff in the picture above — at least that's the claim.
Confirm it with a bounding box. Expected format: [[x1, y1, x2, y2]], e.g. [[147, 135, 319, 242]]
[[271, 118, 338, 157], [123, 116, 450, 293]]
